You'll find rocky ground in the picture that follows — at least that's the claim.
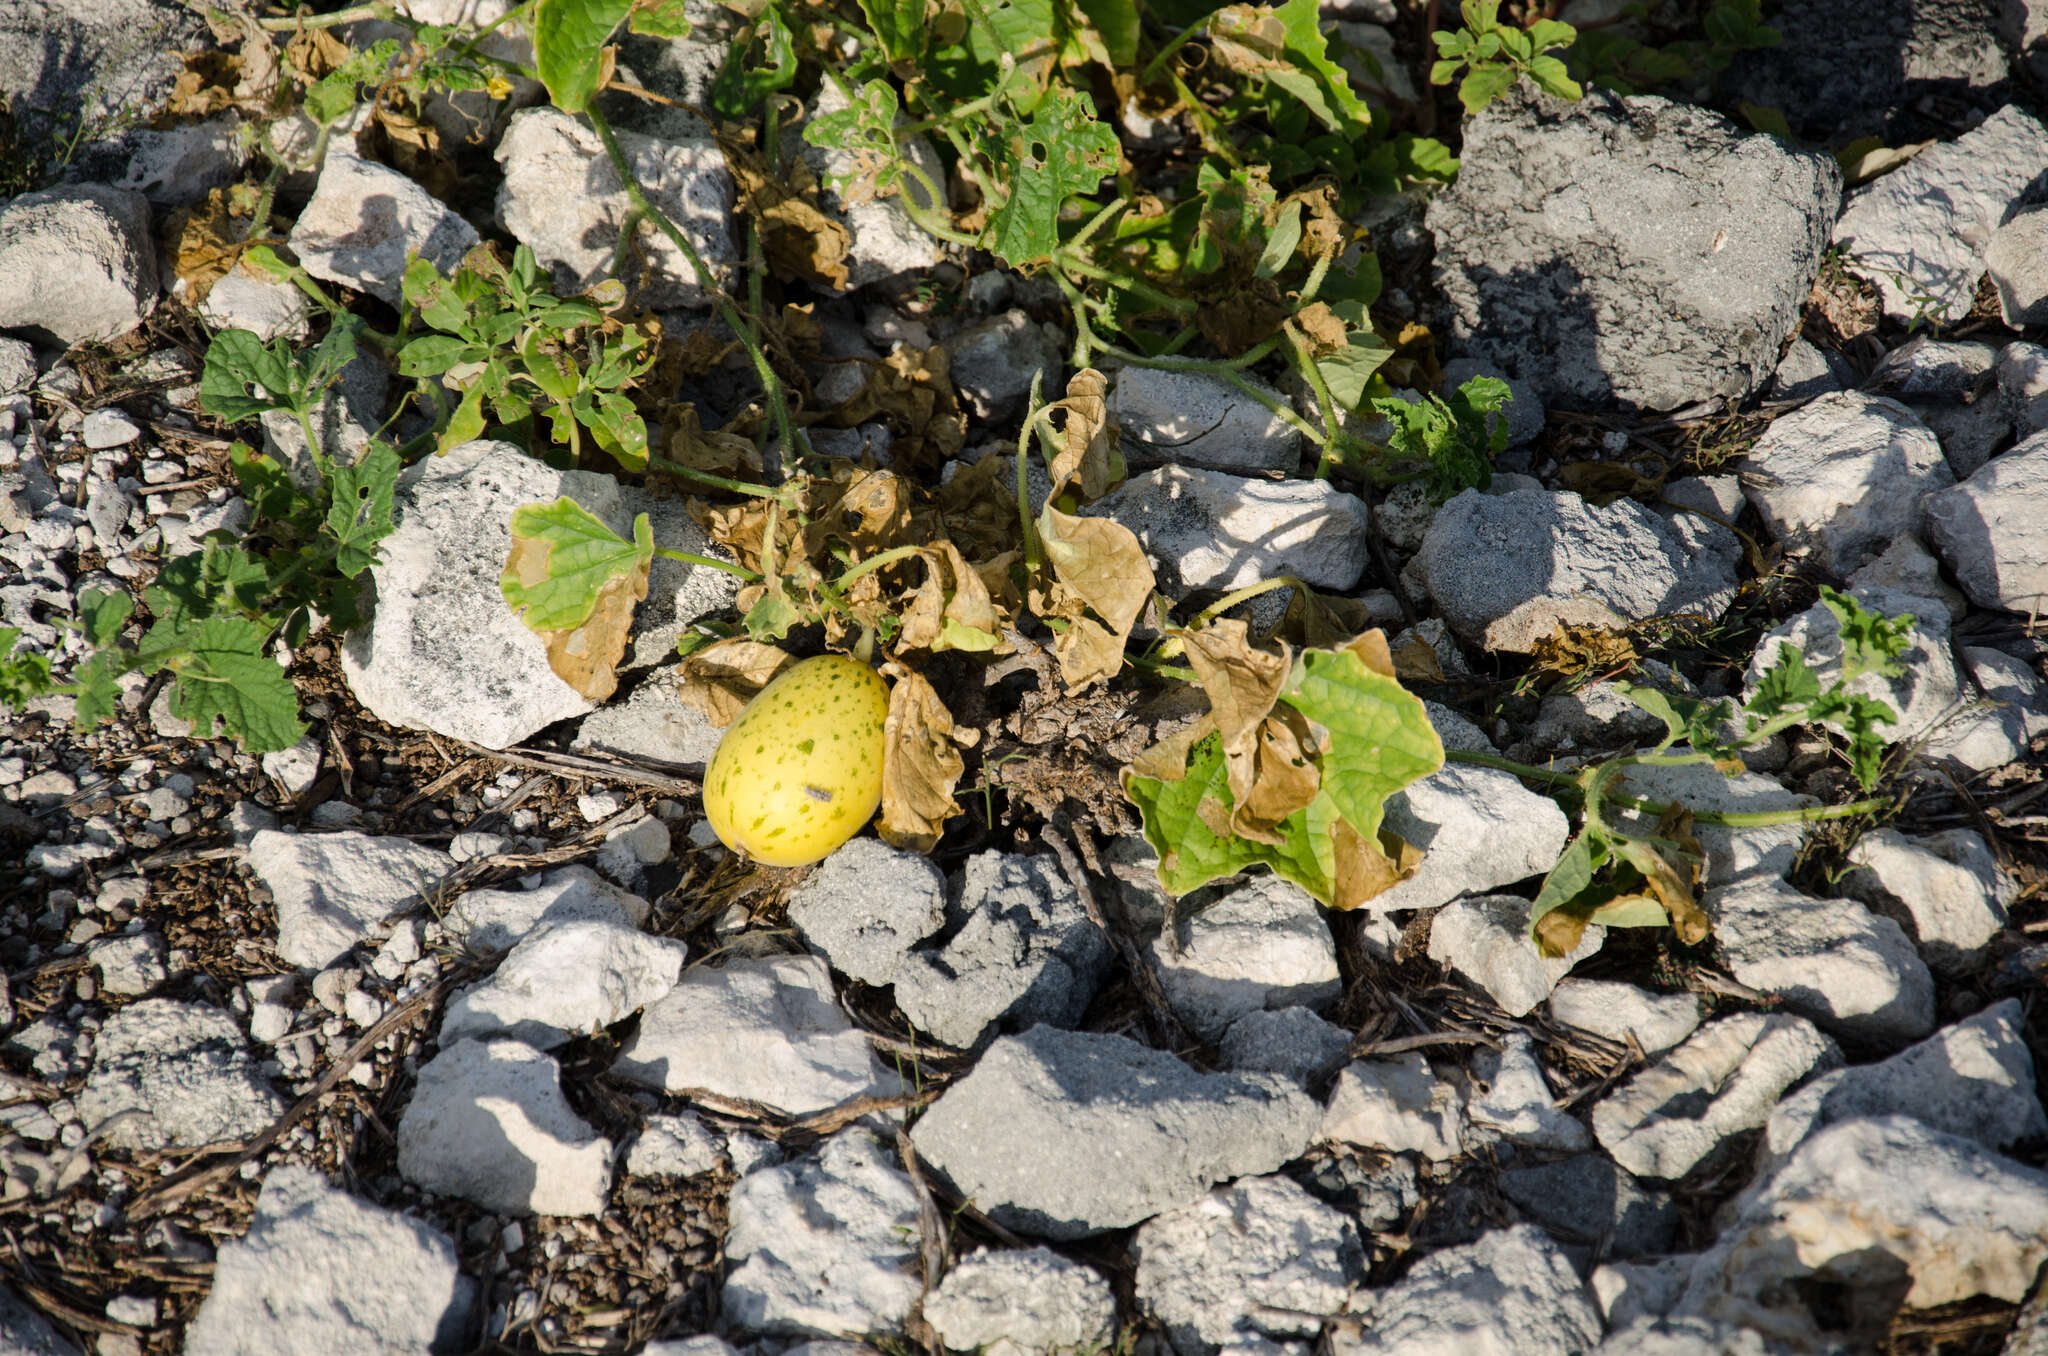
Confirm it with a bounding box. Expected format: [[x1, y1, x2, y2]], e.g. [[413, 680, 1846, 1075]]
[[3, 0, 2048, 1354]]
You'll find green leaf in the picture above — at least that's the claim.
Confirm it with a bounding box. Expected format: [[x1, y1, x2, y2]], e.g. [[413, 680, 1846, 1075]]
[[69, 652, 125, 730], [442, 381, 489, 452], [1075, 0, 1140, 66], [804, 80, 907, 200], [1396, 134, 1459, 181], [856, 0, 925, 61], [1458, 63, 1515, 114], [201, 330, 294, 423], [1315, 332, 1393, 410], [306, 71, 363, 126], [398, 335, 474, 378], [1744, 641, 1821, 729], [1123, 733, 1340, 900], [1278, 645, 1445, 846], [500, 498, 654, 632], [1527, 826, 1609, 937], [325, 442, 401, 579], [0, 629, 54, 708], [742, 588, 805, 643], [1268, 0, 1372, 134], [142, 544, 275, 646], [578, 390, 649, 471], [166, 617, 307, 754], [532, 0, 634, 113], [1255, 200, 1304, 280], [980, 85, 1119, 266], [709, 3, 797, 121], [627, 0, 693, 37], [1525, 54, 1581, 100], [77, 590, 133, 647]]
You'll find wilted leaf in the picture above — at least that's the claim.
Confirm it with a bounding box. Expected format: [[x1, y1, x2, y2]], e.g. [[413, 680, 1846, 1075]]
[[676, 638, 794, 725], [878, 665, 964, 852], [900, 540, 1005, 655], [1389, 635, 1444, 684], [1036, 506, 1154, 690], [723, 141, 853, 291], [164, 189, 247, 304], [1274, 586, 1381, 650], [663, 405, 763, 479], [1327, 817, 1423, 910], [1178, 618, 1292, 823], [1044, 367, 1124, 503], [501, 498, 654, 702]]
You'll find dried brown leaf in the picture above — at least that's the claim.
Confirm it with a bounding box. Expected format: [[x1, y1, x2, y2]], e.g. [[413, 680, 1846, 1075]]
[[1197, 276, 1288, 355], [723, 142, 853, 291], [163, 188, 247, 305], [1389, 635, 1444, 685], [1036, 505, 1155, 691], [1338, 628, 1397, 681], [1045, 367, 1124, 504], [664, 405, 763, 480], [1328, 823, 1423, 911], [1054, 615, 1129, 691], [1294, 302, 1348, 356], [878, 666, 964, 853], [1274, 587, 1380, 650], [1179, 618, 1290, 808], [676, 639, 795, 726], [1231, 707, 1322, 843], [1124, 712, 1219, 784], [503, 533, 651, 703]]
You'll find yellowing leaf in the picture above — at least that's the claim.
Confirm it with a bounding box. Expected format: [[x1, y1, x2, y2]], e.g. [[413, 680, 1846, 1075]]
[[501, 499, 654, 703]]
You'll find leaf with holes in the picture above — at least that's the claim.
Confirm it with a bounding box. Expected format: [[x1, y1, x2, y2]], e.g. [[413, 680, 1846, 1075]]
[[980, 85, 1120, 266]]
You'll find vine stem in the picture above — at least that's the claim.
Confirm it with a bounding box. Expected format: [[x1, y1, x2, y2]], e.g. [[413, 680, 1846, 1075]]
[[644, 454, 784, 501], [255, 2, 388, 30], [653, 546, 760, 582], [1443, 749, 1887, 829], [582, 104, 812, 465], [1189, 576, 1303, 630]]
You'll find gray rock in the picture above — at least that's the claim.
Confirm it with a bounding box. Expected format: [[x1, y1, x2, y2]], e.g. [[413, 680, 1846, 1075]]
[[0, 338, 34, 395], [77, 999, 288, 1152], [1427, 84, 1838, 412], [246, 829, 454, 969], [1840, 828, 2013, 974], [441, 865, 648, 952], [910, 1026, 1321, 1240], [785, 837, 948, 986], [1768, 339, 1852, 401], [495, 107, 734, 308], [1938, 645, 2048, 773], [1219, 1007, 1354, 1084], [1924, 431, 2048, 615], [1428, 895, 1601, 1018], [922, 1247, 1116, 1356], [948, 310, 1060, 421], [1320, 1054, 1466, 1161], [1997, 341, 2048, 436], [1591, 1013, 1841, 1181], [612, 953, 901, 1115], [0, 1284, 78, 1355], [1418, 487, 1738, 652], [893, 851, 1112, 1049], [397, 1039, 614, 1216], [1133, 1175, 1364, 1354], [116, 115, 243, 208], [1846, 533, 1969, 616], [88, 931, 165, 996], [1114, 367, 1302, 475], [1500, 1154, 1680, 1259], [1987, 202, 2048, 326], [7, 1014, 89, 1082], [1589, 1260, 1694, 1333], [1595, 1315, 1818, 1355], [1833, 106, 2048, 325], [723, 1129, 921, 1337], [1738, 393, 1954, 573], [1912, 398, 2011, 478], [342, 440, 733, 746], [799, 80, 946, 289], [1756, 1000, 2044, 1182], [624, 1112, 725, 1179], [1334, 1225, 1602, 1356], [1083, 465, 1369, 595], [0, 186, 157, 345], [440, 920, 686, 1050], [642, 1341, 740, 1356], [1723, 0, 2006, 146], [1367, 763, 1571, 913], [288, 141, 479, 307], [1868, 335, 1999, 401], [1515, 679, 1674, 761], [1546, 979, 1701, 1056], [198, 272, 314, 344], [0, 0, 202, 146], [1148, 876, 1338, 1041], [570, 671, 723, 768], [182, 1166, 473, 1356], [1679, 1117, 2048, 1330], [1708, 875, 1935, 1044], [1467, 1032, 1592, 1152]]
